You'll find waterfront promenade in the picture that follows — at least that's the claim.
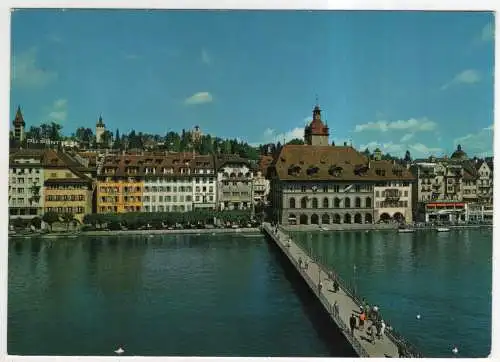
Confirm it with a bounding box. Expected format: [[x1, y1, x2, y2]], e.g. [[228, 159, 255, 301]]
[[263, 222, 421, 358]]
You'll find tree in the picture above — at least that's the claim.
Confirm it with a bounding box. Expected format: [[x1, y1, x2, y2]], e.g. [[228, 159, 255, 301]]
[[13, 217, 26, 229], [101, 130, 113, 148], [30, 217, 42, 229], [113, 129, 122, 149], [363, 148, 371, 158], [404, 150, 412, 163], [287, 138, 304, 145], [42, 211, 60, 231], [61, 213, 75, 231]]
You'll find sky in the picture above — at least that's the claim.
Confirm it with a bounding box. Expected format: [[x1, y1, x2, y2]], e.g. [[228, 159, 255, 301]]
[[10, 10, 494, 158]]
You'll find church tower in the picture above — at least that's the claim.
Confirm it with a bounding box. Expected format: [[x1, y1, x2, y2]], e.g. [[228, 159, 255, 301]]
[[95, 115, 106, 144], [304, 104, 329, 146], [12, 105, 26, 142]]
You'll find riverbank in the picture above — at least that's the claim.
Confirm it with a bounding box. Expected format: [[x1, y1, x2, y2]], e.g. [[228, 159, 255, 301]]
[[282, 224, 398, 232], [9, 227, 262, 239], [282, 223, 492, 232]]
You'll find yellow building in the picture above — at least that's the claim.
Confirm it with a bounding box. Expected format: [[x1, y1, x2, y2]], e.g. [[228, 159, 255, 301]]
[[97, 155, 144, 213], [42, 150, 94, 223]]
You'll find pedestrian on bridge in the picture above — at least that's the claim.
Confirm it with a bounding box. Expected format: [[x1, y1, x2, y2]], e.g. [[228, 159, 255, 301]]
[[349, 314, 357, 336], [358, 311, 366, 330], [333, 278, 339, 293]]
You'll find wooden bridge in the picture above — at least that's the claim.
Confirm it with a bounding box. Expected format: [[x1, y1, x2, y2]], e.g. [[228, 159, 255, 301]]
[[262, 222, 422, 358]]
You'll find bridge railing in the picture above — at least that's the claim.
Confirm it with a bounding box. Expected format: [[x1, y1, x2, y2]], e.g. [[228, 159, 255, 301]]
[[266, 225, 369, 357], [280, 226, 423, 358]]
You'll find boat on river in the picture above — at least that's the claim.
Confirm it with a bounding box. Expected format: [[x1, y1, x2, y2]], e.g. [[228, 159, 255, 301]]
[[398, 228, 415, 233], [436, 227, 451, 232]]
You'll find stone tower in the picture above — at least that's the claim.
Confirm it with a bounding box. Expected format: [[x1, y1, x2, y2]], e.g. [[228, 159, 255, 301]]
[[304, 104, 329, 146], [95, 115, 106, 144], [12, 105, 26, 142]]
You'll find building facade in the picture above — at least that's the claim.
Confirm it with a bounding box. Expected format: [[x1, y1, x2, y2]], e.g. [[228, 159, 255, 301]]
[[410, 146, 482, 222], [142, 154, 193, 213], [252, 170, 270, 205], [97, 155, 144, 213], [44, 168, 94, 223], [191, 155, 217, 210], [216, 156, 254, 211], [9, 150, 45, 219], [476, 160, 493, 205]]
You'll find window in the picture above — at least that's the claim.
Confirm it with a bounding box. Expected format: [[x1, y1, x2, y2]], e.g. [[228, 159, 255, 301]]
[[301, 186, 306, 192], [376, 191, 380, 197], [404, 190, 408, 197]]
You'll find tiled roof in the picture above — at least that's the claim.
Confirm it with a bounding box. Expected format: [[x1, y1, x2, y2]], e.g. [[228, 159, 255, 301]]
[[215, 154, 252, 170], [100, 153, 216, 178], [273, 145, 415, 181]]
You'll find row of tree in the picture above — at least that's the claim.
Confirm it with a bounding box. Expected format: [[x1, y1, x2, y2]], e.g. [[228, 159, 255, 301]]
[[11, 120, 414, 163], [82, 210, 257, 231]]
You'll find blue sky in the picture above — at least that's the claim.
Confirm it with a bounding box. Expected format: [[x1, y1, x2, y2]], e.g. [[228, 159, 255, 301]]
[[10, 10, 494, 158]]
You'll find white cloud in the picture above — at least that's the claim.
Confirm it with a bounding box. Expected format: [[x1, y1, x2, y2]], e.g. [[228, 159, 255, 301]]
[[11, 47, 57, 88], [47, 98, 68, 123], [441, 69, 481, 90], [408, 143, 443, 157], [262, 127, 304, 144], [400, 133, 414, 142], [453, 127, 493, 156], [481, 22, 493, 42], [184, 92, 213, 105], [354, 117, 437, 133], [201, 49, 211, 64]]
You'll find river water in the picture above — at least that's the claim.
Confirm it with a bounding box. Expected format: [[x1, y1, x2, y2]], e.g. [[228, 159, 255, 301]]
[[8, 233, 353, 357], [8, 229, 491, 357], [291, 228, 492, 357]]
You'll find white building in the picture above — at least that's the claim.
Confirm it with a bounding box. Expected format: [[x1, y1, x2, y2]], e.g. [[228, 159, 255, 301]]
[[142, 164, 193, 213], [191, 156, 217, 210], [216, 156, 254, 211], [373, 180, 413, 223], [475, 160, 493, 205], [252, 170, 270, 205], [9, 150, 45, 219]]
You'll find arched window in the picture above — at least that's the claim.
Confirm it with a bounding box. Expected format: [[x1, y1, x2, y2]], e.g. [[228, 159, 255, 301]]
[[365, 213, 373, 224], [365, 197, 372, 208], [355, 197, 361, 208], [300, 214, 308, 224], [289, 198, 296, 209], [354, 213, 362, 223], [301, 197, 307, 209], [344, 213, 352, 224], [323, 197, 329, 208], [345, 197, 351, 208], [312, 198, 318, 208], [333, 214, 341, 224], [334, 197, 341, 208], [311, 214, 319, 224], [322, 213, 330, 224]]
